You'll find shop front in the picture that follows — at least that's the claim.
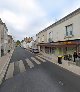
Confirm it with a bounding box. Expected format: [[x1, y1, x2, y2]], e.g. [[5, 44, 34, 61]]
[[45, 47, 55, 54], [37, 39, 80, 56], [55, 39, 80, 56]]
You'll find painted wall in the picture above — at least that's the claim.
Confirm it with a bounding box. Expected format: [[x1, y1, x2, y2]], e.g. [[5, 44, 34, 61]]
[[47, 13, 80, 42], [36, 31, 47, 43]]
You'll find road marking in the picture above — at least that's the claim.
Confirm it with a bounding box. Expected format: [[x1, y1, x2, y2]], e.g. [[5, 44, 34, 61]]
[[38, 55, 46, 59], [5, 62, 14, 80], [31, 57, 41, 64], [59, 81, 64, 86], [25, 58, 34, 68], [38, 55, 46, 58], [18, 60, 26, 73], [36, 56, 46, 62]]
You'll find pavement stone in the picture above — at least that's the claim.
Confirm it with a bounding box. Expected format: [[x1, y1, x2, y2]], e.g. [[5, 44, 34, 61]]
[[0, 49, 14, 85], [40, 52, 80, 76]]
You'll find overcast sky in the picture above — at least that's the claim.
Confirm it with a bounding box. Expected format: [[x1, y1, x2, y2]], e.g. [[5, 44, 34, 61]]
[[0, 0, 80, 41]]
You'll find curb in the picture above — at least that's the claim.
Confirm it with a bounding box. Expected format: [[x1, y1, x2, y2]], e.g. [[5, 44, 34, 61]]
[[0, 49, 14, 85]]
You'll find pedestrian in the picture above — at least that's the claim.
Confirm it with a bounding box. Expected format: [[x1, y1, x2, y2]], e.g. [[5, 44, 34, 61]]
[[78, 52, 80, 61], [73, 51, 78, 62]]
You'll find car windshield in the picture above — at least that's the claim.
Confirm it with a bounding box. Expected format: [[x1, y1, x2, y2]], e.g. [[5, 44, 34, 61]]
[[0, 1, 80, 92]]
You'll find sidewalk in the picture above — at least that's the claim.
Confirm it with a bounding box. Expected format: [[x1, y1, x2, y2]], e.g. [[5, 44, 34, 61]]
[[40, 52, 80, 76], [0, 49, 14, 85]]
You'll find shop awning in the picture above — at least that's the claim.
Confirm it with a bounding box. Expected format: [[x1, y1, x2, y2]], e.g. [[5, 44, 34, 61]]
[[37, 39, 80, 47]]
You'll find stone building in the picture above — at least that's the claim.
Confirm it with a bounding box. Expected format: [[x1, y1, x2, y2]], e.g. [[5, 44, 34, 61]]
[[7, 35, 14, 52], [0, 21, 8, 56], [24, 37, 33, 43]]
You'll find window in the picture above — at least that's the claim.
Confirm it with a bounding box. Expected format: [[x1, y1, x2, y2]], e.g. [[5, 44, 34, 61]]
[[49, 32, 51, 38], [8, 39, 10, 43], [66, 24, 73, 36], [41, 35, 44, 42], [48, 32, 53, 42], [38, 37, 40, 42]]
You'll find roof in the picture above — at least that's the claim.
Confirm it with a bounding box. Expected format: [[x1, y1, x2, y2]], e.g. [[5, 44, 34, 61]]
[[36, 8, 80, 36]]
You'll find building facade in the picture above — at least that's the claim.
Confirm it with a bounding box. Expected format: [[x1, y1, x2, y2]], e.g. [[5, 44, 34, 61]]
[[0, 18, 15, 58], [0, 19, 2, 57], [24, 37, 33, 43], [0, 22, 8, 56], [21, 37, 33, 49], [36, 29, 47, 52], [8, 35, 14, 52], [36, 8, 80, 56]]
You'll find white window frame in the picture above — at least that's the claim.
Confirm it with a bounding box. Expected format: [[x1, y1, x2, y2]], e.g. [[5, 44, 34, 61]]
[[65, 24, 73, 37], [41, 35, 44, 42]]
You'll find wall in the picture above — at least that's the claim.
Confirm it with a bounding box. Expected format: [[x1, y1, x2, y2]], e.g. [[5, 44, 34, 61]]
[[3, 26, 8, 55], [36, 30, 47, 43], [47, 13, 80, 42], [0, 24, 1, 57]]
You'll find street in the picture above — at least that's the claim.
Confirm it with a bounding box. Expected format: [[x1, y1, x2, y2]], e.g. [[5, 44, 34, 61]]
[[0, 47, 80, 92]]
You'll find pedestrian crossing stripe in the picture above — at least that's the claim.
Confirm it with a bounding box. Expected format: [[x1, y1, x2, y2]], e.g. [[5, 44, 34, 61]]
[[35, 56, 46, 62], [31, 57, 41, 64], [18, 60, 26, 73], [38, 55, 48, 61], [5, 56, 47, 80], [5, 62, 14, 80], [25, 58, 34, 68]]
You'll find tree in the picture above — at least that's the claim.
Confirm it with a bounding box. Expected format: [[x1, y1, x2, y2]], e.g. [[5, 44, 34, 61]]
[[16, 40, 21, 46]]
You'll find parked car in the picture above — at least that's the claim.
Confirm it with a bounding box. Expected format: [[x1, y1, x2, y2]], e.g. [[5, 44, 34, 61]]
[[29, 48, 32, 52], [32, 48, 39, 53]]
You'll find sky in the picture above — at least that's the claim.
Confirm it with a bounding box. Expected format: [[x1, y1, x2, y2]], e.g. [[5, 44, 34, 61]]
[[0, 0, 80, 41]]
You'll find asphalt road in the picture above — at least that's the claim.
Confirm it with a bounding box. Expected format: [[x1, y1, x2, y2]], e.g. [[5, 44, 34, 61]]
[[0, 47, 80, 92]]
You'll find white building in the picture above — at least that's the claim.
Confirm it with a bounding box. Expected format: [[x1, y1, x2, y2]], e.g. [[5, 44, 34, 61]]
[[36, 8, 80, 56], [21, 41, 27, 49], [26, 40, 37, 50]]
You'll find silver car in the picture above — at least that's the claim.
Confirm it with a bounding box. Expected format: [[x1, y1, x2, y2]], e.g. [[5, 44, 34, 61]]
[[32, 48, 39, 53]]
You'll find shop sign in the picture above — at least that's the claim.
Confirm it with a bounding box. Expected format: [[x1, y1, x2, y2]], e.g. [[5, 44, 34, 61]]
[[63, 42, 72, 44], [63, 41, 80, 45], [62, 41, 78, 45]]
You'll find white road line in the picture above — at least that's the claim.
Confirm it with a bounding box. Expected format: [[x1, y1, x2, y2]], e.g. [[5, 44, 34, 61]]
[[31, 57, 41, 64], [38, 55, 45, 59], [38, 55, 48, 60], [25, 58, 34, 68], [36, 56, 46, 62], [59, 81, 64, 86], [18, 60, 26, 73], [5, 62, 14, 80]]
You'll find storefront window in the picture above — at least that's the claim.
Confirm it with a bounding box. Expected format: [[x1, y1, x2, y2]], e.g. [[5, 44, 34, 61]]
[[45, 47, 49, 54], [51, 48, 55, 54]]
